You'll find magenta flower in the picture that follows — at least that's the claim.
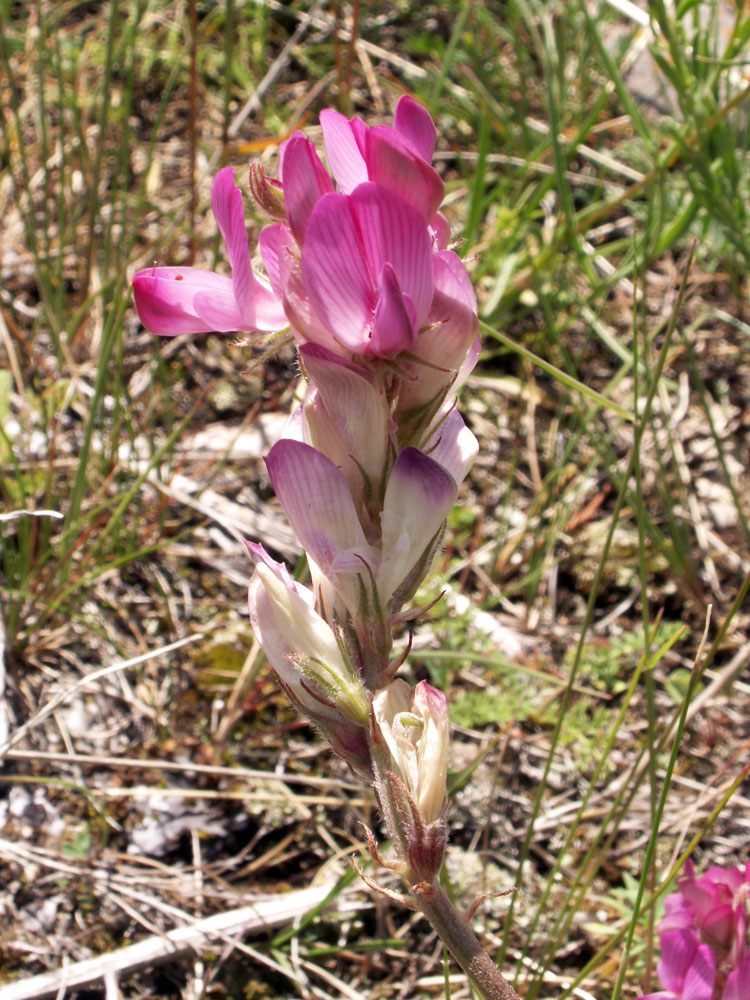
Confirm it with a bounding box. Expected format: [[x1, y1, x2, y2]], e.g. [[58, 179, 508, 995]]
[[394, 248, 480, 422], [320, 95, 445, 227], [261, 182, 434, 359], [638, 860, 750, 1000], [132, 167, 286, 336], [639, 928, 715, 1000], [299, 343, 392, 508]]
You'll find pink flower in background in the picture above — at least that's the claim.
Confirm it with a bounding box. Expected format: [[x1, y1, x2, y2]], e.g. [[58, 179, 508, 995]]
[[132, 167, 285, 336], [639, 861, 750, 1000], [639, 928, 715, 1000]]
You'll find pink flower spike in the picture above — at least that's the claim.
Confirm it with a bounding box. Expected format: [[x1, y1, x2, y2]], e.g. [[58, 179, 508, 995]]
[[393, 95, 437, 162], [279, 132, 333, 243], [378, 447, 457, 605]]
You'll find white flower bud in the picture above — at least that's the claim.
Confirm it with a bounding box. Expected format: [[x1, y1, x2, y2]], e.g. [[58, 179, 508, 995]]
[[373, 678, 449, 827]]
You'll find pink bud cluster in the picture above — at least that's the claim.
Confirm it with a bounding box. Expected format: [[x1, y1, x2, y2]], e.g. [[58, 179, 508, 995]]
[[133, 98, 479, 884], [639, 860, 750, 1000]]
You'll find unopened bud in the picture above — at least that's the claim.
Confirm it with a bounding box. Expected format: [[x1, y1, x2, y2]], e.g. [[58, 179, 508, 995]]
[[248, 162, 286, 221], [375, 679, 448, 814], [248, 547, 372, 778]]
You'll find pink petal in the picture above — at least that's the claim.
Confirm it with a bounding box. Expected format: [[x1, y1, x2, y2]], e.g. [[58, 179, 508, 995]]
[[320, 109, 368, 193], [211, 167, 253, 312], [301, 192, 374, 352], [371, 263, 418, 358], [681, 944, 714, 1000], [425, 407, 478, 487], [378, 447, 457, 603], [246, 541, 314, 606], [393, 95, 436, 162], [240, 278, 288, 332], [351, 183, 434, 324], [433, 249, 478, 314], [724, 956, 750, 1000], [395, 251, 478, 413], [365, 126, 445, 223], [210, 168, 287, 331], [700, 903, 735, 951], [265, 440, 377, 609], [132, 266, 244, 336], [430, 211, 451, 251], [258, 223, 284, 300], [657, 930, 706, 994], [417, 250, 478, 370], [260, 222, 341, 352], [299, 343, 391, 487], [280, 132, 333, 242]]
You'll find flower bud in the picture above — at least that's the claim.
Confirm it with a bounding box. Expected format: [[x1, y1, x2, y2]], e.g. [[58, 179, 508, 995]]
[[373, 679, 449, 882], [248, 546, 372, 778]]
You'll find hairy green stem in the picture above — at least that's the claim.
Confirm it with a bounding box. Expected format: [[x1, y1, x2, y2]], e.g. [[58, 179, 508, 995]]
[[414, 882, 522, 1000]]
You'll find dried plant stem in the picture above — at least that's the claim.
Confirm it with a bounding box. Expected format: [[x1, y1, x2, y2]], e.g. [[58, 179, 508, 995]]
[[414, 882, 522, 1000]]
